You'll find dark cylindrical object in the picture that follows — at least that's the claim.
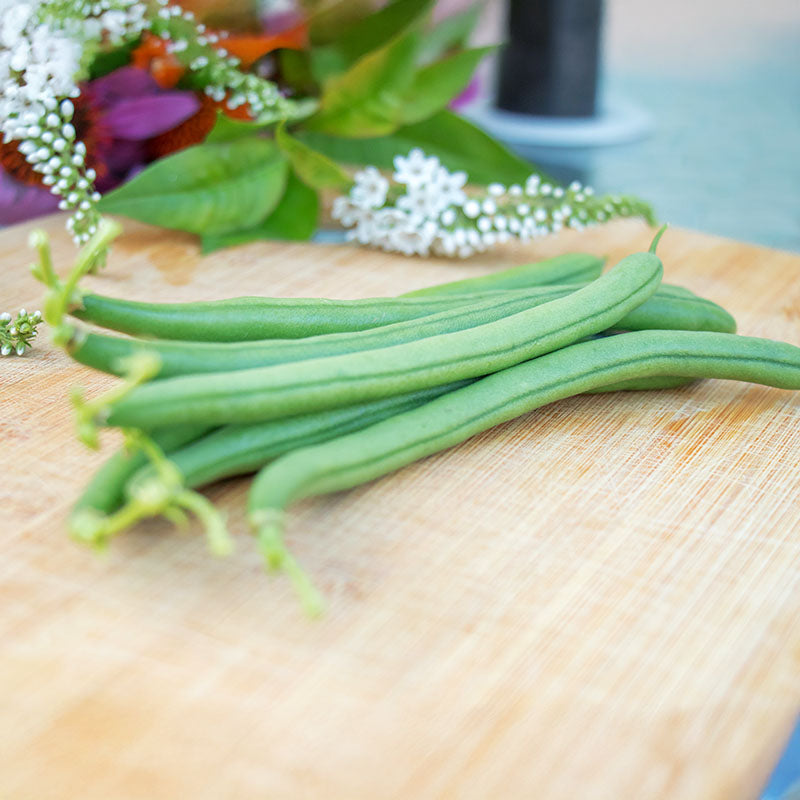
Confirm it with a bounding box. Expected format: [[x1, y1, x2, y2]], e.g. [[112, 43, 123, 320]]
[[497, 0, 603, 118]]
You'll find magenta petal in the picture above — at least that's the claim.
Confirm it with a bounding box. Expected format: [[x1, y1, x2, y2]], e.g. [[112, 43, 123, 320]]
[[105, 139, 146, 173], [450, 76, 482, 111], [90, 66, 160, 106], [105, 93, 202, 140], [0, 169, 59, 225]]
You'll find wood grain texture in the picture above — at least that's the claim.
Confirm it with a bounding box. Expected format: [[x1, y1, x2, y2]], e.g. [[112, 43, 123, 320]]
[[1, 215, 799, 800]]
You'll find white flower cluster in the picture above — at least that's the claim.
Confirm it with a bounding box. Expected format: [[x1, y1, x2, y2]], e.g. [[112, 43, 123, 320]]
[[1, 0, 150, 243], [332, 148, 655, 258], [1, 0, 314, 246]]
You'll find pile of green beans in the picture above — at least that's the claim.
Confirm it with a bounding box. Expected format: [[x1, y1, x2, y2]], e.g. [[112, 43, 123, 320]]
[[38, 221, 799, 614]]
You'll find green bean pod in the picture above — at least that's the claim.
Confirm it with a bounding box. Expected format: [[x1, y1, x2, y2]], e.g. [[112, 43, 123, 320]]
[[64, 282, 735, 379], [127, 376, 695, 499], [402, 252, 604, 296], [103, 245, 664, 430], [69, 253, 605, 343], [127, 381, 473, 493], [247, 330, 800, 531], [71, 291, 501, 341], [64, 286, 578, 378]]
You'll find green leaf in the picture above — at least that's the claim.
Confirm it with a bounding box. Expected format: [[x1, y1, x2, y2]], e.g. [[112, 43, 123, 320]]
[[307, 0, 375, 46], [276, 124, 352, 191], [309, 47, 349, 84], [399, 46, 494, 126], [297, 110, 547, 185], [418, 2, 484, 64], [311, 0, 434, 81], [201, 171, 319, 252], [87, 38, 142, 79], [279, 49, 318, 96], [205, 112, 273, 143], [305, 30, 420, 138], [99, 139, 289, 236]]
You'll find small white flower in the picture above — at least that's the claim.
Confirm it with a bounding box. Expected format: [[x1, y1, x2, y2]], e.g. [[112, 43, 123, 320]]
[[397, 182, 450, 221], [331, 196, 364, 227], [351, 166, 389, 209], [393, 148, 440, 187], [440, 208, 457, 227], [488, 183, 505, 197], [433, 166, 467, 208], [463, 199, 481, 219]]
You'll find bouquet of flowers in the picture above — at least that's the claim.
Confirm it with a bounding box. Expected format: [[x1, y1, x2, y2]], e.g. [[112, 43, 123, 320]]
[[1, 0, 653, 260]]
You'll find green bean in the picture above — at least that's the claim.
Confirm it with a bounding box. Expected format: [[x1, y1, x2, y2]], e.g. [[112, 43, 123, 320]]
[[247, 330, 800, 545], [127, 381, 473, 494], [585, 376, 695, 392], [71, 291, 504, 341], [103, 241, 664, 430], [402, 252, 604, 296], [69, 253, 605, 342], [607, 291, 735, 333], [126, 376, 694, 500], [65, 282, 733, 379], [63, 286, 580, 378]]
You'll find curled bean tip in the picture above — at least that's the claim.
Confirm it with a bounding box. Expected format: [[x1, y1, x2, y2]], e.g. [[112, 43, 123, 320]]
[[649, 224, 668, 254]]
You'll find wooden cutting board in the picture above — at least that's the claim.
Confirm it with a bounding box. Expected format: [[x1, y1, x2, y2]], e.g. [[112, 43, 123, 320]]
[[1, 215, 799, 800]]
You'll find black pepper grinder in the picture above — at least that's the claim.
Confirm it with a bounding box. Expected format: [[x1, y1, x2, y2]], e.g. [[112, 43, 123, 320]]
[[496, 0, 603, 118]]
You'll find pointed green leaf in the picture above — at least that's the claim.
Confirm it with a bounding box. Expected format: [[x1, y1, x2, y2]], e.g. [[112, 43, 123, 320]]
[[99, 139, 289, 235], [205, 112, 273, 143], [304, 31, 420, 137], [297, 110, 547, 185], [418, 2, 485, 63], [311, 0, 434, 80], [307, 0, 375, 46], [201, 171, 319, 252], [399, 46, 494, 125], [276, 124, 352, 191]]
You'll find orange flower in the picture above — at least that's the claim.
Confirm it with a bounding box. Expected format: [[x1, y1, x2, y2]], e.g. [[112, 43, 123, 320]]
[[131, 35, 186, 89], [223, 23, 308, 69], [131, 20, 308, 90]]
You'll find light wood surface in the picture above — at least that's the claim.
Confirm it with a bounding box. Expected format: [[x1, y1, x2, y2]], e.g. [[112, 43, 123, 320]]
[[1, 215, 799, 800]]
